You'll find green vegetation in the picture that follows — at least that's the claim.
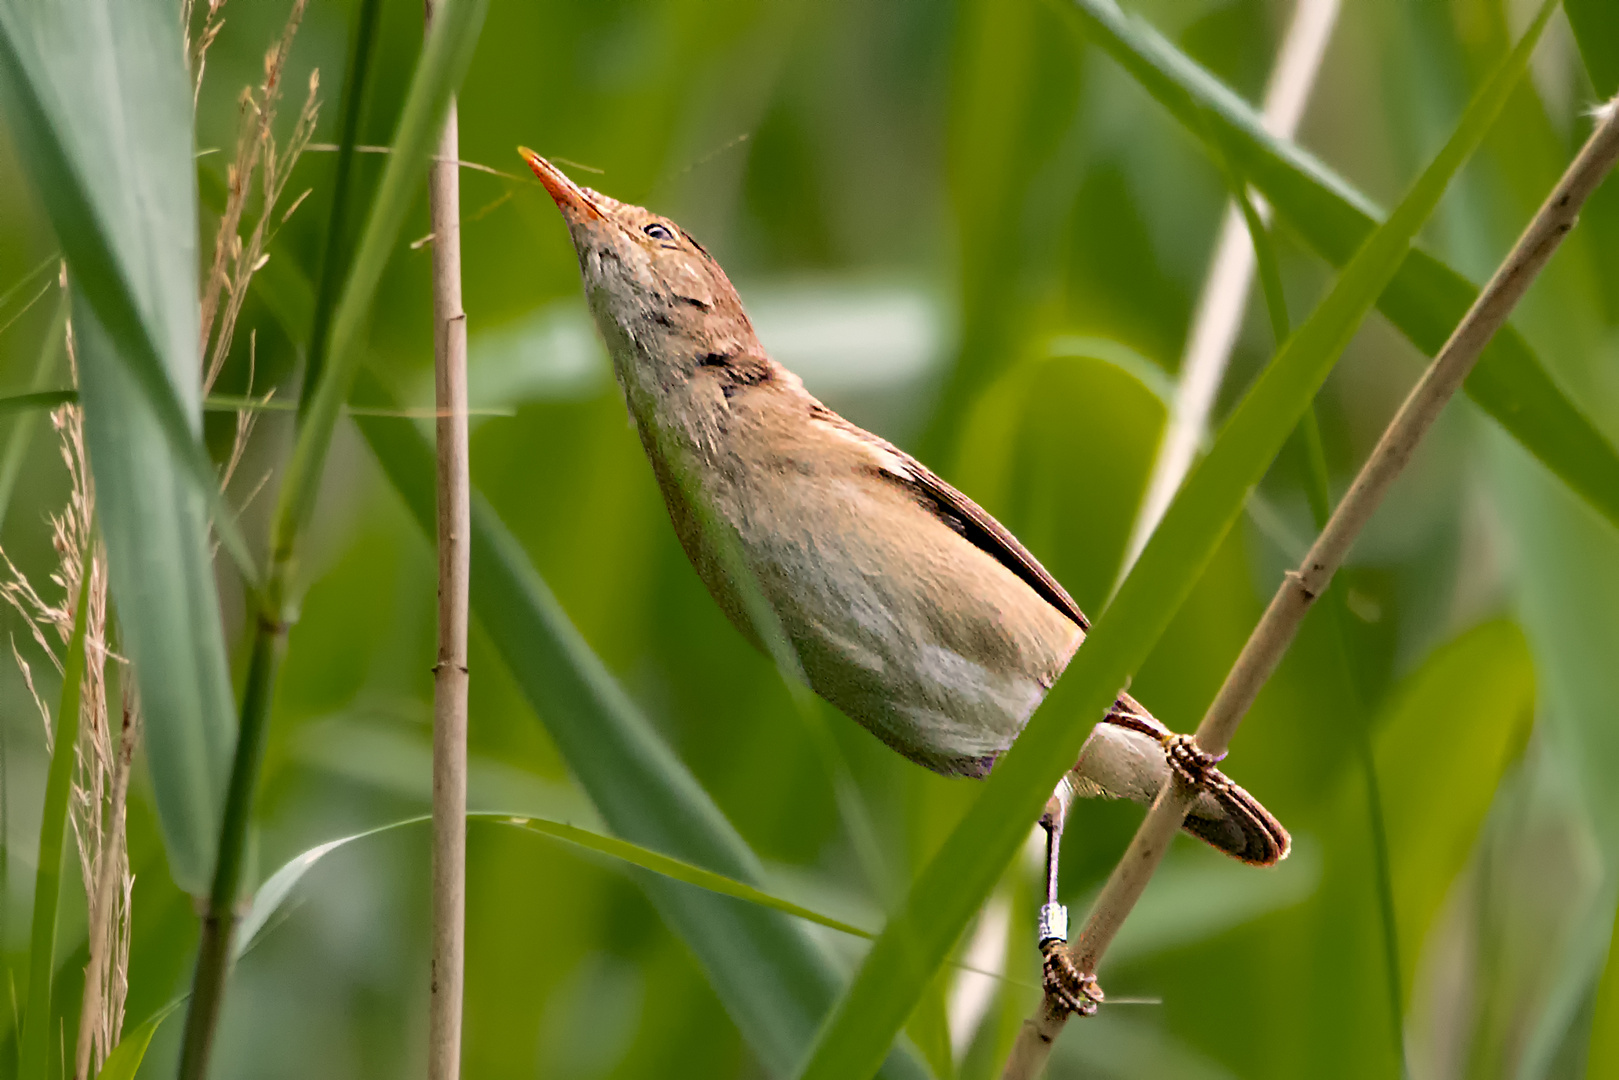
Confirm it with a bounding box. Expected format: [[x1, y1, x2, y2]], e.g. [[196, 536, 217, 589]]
[[0, 1, 1615, 1078]]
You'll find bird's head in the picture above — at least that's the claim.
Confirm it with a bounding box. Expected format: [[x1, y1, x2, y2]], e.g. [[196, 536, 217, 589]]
[[519, 148, 758, 384]]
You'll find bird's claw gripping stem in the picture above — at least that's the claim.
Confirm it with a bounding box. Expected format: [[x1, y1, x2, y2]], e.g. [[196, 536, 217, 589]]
[[1041, 939, 1103, 1018], [1167, 733, 1225, 787], [1037, 902, 1102, 1017]]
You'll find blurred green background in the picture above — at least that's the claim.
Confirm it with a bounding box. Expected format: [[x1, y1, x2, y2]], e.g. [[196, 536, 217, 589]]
[[3, 0, 1619, 1077]]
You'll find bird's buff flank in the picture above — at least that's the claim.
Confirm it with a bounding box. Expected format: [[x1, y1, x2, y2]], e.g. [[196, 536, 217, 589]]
[[520, 147, 1288, 1014]]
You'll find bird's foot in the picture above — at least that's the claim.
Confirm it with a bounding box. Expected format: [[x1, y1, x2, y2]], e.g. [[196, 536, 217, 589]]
[[1041, 940, 1103, 1018], [1037, 903, 1102, 1017], [1166, 733, 1225, 787]]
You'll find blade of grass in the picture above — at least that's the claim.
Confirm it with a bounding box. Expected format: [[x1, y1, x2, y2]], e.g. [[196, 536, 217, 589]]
[[1057, 0, 1619, 536], [0, 0, 244, 898], [242, 813, 876, 947], [351, 369, 931, 1080], [115, 788, 887, 1080], [297, 0, 382, 424], [796, 10, 1550, 1078], [17, 535, 91, 1080], [175, 607, 285, 1078]]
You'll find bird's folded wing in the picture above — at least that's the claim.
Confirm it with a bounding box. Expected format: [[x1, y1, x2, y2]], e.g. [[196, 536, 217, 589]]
[[807, 404, 1091, 633]]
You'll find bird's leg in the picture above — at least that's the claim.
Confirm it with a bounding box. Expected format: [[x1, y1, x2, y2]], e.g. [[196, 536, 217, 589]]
[[1037, 775, 1103, 1017]]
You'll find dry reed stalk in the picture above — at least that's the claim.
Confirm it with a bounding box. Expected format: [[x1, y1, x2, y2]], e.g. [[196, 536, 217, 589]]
[[424, 2, 471, 1074]]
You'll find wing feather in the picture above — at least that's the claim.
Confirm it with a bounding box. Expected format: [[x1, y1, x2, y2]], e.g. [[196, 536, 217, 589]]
[[808, 405, 1090, 632]]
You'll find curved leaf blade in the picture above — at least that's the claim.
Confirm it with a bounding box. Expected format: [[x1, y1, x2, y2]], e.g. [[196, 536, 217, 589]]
[[19, 542, 91, 1079], [238, 813, 874, 959], [75, 298, 237, 897]]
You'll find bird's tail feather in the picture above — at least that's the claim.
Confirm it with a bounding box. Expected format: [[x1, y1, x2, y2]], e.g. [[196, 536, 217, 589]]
[[1070, 698, 1290, 867], [1183, 771, 1290, 866]]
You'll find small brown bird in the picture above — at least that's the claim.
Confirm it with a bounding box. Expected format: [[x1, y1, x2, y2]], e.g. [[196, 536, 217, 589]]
[[521, 149, 1288, 1011]]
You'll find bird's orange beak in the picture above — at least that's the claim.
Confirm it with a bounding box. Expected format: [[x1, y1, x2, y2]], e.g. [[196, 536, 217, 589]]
[[518, 147, 604, 221]]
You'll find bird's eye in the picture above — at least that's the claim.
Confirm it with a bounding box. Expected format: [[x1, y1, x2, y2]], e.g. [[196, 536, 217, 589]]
[[643, 222, 675, 242]]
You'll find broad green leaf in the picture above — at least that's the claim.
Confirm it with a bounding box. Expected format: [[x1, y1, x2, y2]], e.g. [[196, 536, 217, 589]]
[[792, 10, 1550, 1077], [0, 0, 239, 896], [906, 970, 956, 1080], [93, 999, 183, 1080], [18, 540, 91, 1079], [351, 372, 932, 1080], [1060, 0, 1619, 535], [74, 298, 237, 898], [0, 0, 256, 583], [1565, 0, 1619, 98]]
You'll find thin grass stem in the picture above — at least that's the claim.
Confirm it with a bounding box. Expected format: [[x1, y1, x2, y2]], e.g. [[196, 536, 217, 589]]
[[298, 0, 382, 423], [16, 534, 92, 1079], [176, 607, 286, 1078]]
